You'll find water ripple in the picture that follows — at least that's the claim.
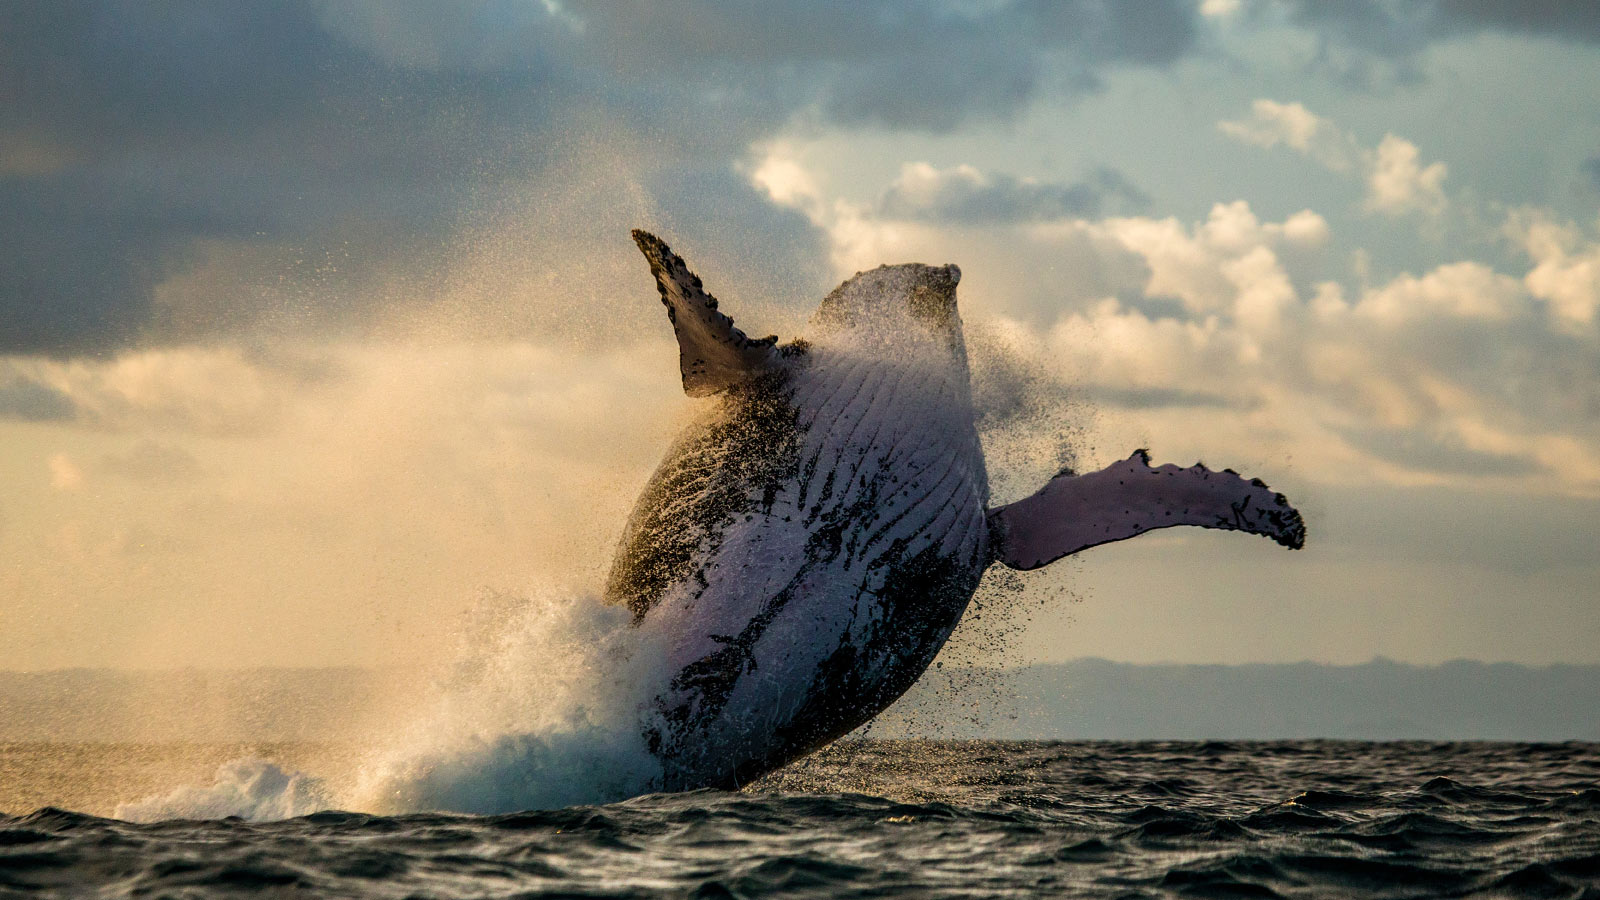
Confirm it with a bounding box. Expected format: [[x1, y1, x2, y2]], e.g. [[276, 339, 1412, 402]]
[[0, 740, 1596, 898]]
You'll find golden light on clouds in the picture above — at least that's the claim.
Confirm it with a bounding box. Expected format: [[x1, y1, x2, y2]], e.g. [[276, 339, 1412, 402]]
[[3, 0, 1600, 677]]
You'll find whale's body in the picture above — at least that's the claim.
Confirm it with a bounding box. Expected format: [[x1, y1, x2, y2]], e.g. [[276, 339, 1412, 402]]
[[608, 232, 1304, 791]]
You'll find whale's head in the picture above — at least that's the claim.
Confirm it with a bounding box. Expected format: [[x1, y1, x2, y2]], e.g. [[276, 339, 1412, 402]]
[[810, 263, 965, 352]]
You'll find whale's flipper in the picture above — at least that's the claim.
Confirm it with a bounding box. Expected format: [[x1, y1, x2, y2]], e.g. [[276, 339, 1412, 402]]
[[987, 449, 1305, 570], [632, 229, 782, 397]]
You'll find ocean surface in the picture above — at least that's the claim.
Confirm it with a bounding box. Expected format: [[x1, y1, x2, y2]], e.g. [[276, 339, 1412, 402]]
[[2, 739, 1597, 898]]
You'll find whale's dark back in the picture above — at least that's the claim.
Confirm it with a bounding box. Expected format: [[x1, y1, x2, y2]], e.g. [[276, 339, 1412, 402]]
[[604, 367, 804, 621]]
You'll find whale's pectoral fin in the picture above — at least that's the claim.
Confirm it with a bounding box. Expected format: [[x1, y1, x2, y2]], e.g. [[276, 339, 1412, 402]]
[[631, 229, 782, 397], [986, 449, 1306, 570]]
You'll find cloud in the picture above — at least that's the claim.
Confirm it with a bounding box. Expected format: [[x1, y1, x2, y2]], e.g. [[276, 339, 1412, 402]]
[[1220, 100, 1449, 216], [0, 348, 308, 437], [784, 0, 1200, 129], [756, 149, 1600, 493], [0, 1, 1211, 355], [1352, 261, 1525, 323], [878, 162, 1148, 224], [1276, 0, 1600, 86], [0, 1, 572, 353], [1217, 99, 1363, 171], [1505, 212, 1600, 330], [1285, 0, 1600, 53], [1340, 425, 1538, 476], [1046, 254, 1600, 492], [1260, 1, 1600, 89], [100, 440, 204, 484], [1099, 201, 1327, 327], [1365, 134, 1449, 216], [0, 373, 76, 422], [749, 148, 1156, 324]]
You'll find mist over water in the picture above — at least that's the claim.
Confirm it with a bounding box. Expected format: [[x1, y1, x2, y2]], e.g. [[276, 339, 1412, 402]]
[[96, 313, 1084, 822], [113, 588, 666, 820], [20, 135, 1095, 818]]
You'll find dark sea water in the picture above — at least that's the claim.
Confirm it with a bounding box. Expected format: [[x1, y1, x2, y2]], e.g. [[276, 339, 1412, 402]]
[[3, 740, 1598, 899]]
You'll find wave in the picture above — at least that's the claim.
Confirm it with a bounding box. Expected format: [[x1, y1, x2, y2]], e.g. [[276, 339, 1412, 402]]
[[16, 742, 1598, 899]]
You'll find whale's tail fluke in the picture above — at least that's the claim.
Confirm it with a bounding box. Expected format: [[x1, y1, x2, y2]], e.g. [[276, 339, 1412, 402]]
[[631, 229, 783, 397], [986, 449, 1305, 570]]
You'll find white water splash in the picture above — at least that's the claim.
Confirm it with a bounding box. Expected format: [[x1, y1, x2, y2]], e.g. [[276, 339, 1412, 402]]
[[117, 588, 667, 822], [349, 586, 667, 815], [115, 758, 329, 821]]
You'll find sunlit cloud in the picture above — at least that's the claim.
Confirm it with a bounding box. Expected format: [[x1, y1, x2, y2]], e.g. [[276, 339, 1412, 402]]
[[1505, 210, 1600, 331], [1219, 99, 1450, 216], [1365, 134, 1449, 216], [4, 0, 1600, 674], [749, 146, 1600, 500], [1218, 99, 1363, 172]]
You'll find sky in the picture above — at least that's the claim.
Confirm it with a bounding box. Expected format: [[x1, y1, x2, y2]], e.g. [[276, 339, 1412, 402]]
[[2, 0, 1598, 671]]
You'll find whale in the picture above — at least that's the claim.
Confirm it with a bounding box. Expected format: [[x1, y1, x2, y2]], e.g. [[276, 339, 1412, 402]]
[[610, 230, 1306, 792]]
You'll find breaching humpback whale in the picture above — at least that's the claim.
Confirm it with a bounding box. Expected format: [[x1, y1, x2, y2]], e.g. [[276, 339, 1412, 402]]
[[610, 230, 1305, 792]]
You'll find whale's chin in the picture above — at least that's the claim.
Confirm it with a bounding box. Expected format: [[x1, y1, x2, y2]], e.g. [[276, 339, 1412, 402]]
[[651, 539, 988, 792]]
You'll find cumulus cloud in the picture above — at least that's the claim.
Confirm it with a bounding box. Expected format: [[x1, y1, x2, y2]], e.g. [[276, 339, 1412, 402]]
[[1059, 244, 1600, 492], [6, 0, 1600, 673], [755, 149, 1600, 495], [1351, 261, 1524, 323], [1220, 100, 1449, 215], [1365, 134, 1449, 216], [1217, 99, 1363, 171], [1097, 201, 1327, 329], [1505, 212, 1600, 330], [878, 162, 1148, 224]]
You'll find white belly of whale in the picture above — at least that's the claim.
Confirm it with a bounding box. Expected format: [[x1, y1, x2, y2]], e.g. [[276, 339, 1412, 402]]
[[633, 346, 990, 787]]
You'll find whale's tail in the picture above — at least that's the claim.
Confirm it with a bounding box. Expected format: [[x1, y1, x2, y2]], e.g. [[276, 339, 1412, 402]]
[[986, 449, 1305, 570]]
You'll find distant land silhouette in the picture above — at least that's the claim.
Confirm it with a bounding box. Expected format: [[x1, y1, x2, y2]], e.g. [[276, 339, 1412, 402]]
[[3, 659, 1595, 743]]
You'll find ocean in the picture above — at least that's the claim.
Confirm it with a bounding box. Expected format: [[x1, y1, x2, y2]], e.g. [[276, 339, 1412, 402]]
[[3, 739, 1597, 898]]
